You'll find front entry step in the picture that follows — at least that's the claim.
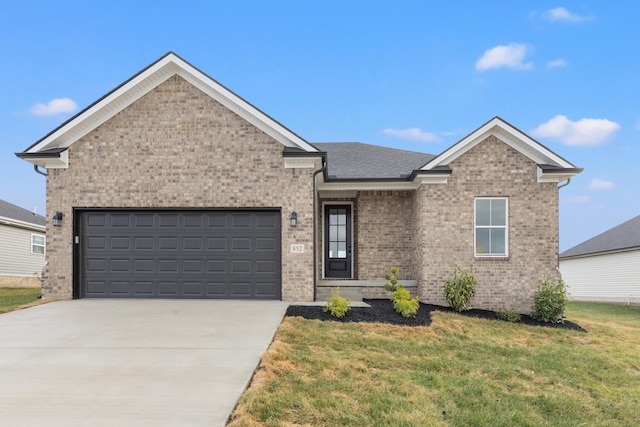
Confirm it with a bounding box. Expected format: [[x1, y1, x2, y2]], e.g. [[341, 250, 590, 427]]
[[316, 286, 363, 302]]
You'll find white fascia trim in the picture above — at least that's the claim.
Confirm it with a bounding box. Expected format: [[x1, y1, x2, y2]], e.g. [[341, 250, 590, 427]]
[[537, 166, 581, 183], [27, 54, 318, 155], [22, 150, 69, 169], [0, 217, 46, 233], [284, 157, 323, 169], [422, 118, 575, 170], [318, 181, 419, 192]]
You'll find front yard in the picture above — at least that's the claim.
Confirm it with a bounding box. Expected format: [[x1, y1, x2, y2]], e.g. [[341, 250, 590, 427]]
[[0, 287, 43, 314], [228, 302, 640, 426]]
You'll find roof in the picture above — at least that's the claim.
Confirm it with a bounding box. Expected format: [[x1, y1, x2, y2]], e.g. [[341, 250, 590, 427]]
[[422, 117, 583, 182], [560, 214, 640, 259], [0, 199, 46, 228], [16, 52, 320, 168], [314, 142, 435, 180]]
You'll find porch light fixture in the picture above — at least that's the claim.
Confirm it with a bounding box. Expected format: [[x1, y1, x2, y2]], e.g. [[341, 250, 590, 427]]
[[52, 211, 63, 227], [290, 211, 298, 227]]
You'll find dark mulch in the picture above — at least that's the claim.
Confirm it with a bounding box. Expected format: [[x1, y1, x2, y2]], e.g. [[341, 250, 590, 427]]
[[286, 299, 586, 332]]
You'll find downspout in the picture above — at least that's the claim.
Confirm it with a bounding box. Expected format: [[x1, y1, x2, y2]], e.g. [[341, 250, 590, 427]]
[[33, 165, 47, 176], [558, 178, 571, 189], [557, 178, 571, 270], [312, 162, 327, 302]]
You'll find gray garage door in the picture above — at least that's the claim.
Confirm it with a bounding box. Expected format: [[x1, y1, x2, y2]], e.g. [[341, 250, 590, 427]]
[[77, 210, 281, 299]]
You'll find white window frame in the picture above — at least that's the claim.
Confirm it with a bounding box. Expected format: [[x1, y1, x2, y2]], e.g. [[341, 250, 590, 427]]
[[31, 234, 45, 255], [474, 197, 508, 257]]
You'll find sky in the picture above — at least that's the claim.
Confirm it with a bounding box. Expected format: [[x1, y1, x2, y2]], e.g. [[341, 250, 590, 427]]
[[1, 1, 638, 251]]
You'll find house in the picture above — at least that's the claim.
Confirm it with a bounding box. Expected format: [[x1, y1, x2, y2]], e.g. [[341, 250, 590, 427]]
[[0, 199, 46, 288], [560, 215, 640, 304], [16, 52, 582, 313]]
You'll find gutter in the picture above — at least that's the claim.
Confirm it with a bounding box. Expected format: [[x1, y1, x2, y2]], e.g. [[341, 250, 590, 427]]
[[312, 161, 327, 302]]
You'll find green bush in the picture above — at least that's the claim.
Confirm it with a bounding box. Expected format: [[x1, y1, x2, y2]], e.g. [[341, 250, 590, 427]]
[[496, 309, 521, 323], [383, 267, 400, 292], [323, 287, 351, 318], [443, 267, 477, 312], [383, 267, 419, 318], [531, 278, 568, 323]]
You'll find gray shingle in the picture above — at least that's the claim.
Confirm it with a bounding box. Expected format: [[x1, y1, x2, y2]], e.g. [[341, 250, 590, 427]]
[[314, 142, 435, 180], [0, 199, 46, 226], [560, 214, 640, 258]]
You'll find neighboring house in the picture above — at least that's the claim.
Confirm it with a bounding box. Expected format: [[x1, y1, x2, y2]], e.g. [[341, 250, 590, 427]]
[[16, 52, 582, 313], [560, 215, 640, 304], [0, 199, 46, 287]]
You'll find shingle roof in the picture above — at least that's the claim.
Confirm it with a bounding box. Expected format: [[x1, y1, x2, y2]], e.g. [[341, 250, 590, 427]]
[[314, 142, 435, 180], [560, 214, 640, 259], [0, 199, 46, 226]]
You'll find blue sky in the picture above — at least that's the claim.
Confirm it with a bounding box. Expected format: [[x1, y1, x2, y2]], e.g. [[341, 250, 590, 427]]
[[1, 1, 638, 251]]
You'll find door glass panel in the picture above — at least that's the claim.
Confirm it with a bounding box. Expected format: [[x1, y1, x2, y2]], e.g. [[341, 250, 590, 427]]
[[330, 225, 337, 241], [328, 208, 347, 259]]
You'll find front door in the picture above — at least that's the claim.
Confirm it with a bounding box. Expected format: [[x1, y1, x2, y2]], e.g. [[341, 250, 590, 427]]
[[324, 205, 352, 278]]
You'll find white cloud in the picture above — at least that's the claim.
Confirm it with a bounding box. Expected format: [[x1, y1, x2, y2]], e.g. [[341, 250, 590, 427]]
[[29, 98, 78, 116], [475, 43, 533, 71], [545, 7, 594, 23], [589, 178, 615, 191], [563, 195, 590, 204], [547, 59, 567, 69], [532, 115, 620, 146], [383, 128, 441, 143]]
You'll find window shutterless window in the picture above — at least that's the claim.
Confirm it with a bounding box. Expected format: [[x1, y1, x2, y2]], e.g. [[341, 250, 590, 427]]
[[31, 234, 45, 255], [475, 198, 508, 257]]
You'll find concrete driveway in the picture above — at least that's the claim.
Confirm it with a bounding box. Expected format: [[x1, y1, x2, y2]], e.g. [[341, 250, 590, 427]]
[[0, 299, 288, 427]]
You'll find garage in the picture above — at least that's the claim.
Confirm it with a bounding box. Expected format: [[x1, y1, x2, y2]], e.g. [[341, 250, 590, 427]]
[[75, 210, 282, 299]]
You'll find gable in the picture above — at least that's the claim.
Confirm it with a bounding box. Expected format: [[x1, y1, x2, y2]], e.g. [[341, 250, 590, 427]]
[[421, 117, 582, 183], [17, 52, 319, 169]]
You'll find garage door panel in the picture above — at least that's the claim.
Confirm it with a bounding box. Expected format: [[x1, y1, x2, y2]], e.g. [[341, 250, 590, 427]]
[[79, 210, 281, 299]]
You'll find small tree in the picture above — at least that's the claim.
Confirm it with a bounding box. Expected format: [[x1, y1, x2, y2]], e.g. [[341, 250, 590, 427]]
[[443, 267, 477, 312], [531, 278, 568, 323], [384, 267, 420, 318]]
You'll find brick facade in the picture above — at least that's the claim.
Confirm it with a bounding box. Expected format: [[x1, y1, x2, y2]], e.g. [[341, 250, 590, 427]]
[[43, 75, 315, 301], [414, 135, 560, 314]]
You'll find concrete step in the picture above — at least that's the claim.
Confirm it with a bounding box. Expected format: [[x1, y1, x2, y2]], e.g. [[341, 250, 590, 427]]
[[316, 286, 363, 302]]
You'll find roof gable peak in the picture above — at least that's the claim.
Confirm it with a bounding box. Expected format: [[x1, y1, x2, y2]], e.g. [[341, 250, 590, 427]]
[[421, 116, 577, 171], [19, 52, 317, 168]]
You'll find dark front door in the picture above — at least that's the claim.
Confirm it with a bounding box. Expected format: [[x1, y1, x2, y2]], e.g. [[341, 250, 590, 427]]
[[324, 205, 352, 278]]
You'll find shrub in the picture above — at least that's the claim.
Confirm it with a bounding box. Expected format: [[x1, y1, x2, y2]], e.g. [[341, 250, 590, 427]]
[[443, 267, 477, 312], [496, 309, 521, 323], [384, 267, 419, 318], [323, 287, 351, 318], [531, 278, 568, 323]]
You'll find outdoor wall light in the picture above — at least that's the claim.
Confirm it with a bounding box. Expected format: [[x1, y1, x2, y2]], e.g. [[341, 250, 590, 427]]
[[52, 211, 63, 227], [290, 211, 298, 227]]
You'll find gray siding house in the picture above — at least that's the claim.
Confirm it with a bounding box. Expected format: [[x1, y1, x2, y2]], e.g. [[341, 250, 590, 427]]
[[560, 215, 640, 304], [16, 52, 582, 313], [0, 199, 46, 287]]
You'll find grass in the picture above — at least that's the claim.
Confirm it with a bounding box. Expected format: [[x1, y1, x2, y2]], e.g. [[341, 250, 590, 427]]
[[0, 287, 43, 314], [228, 302, 640, 426]]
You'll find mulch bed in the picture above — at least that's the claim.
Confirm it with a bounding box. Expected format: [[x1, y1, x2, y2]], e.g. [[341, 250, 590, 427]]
[[286, 299, 586, 332]]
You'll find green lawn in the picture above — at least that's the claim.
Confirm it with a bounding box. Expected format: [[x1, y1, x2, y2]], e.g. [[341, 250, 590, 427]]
[[0, 287, 43, 314], [228, 302, 640, 426]]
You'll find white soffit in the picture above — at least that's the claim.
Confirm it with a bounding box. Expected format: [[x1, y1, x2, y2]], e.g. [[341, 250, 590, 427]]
[[421, 117, 576, 170], [26, 53, 318, 155]]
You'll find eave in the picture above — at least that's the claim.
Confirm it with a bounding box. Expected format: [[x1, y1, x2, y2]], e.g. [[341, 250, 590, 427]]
[[0, 216, 46, 233], [17, 52, 319, 169]]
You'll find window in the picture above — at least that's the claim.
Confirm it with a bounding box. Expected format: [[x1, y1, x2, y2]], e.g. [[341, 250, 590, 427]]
[[31, 234, 45, 255], [475, 198, 507, 256]]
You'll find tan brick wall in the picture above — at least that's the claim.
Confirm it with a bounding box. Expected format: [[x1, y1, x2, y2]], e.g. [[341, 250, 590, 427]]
[[356, 191, 416, 281], [44, 75, 315, 301], [0, 275, 42, 288], [415, 135, 560, 314]]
